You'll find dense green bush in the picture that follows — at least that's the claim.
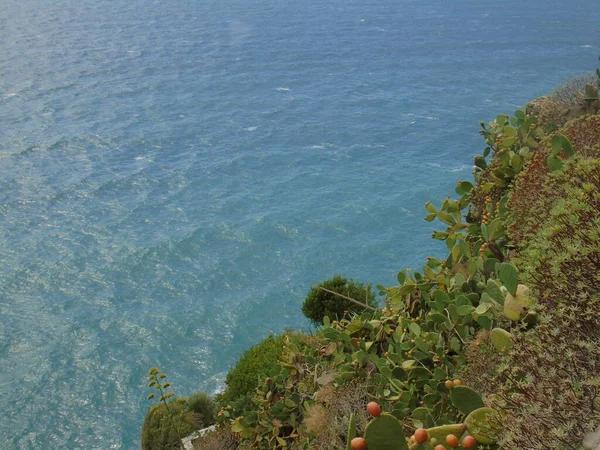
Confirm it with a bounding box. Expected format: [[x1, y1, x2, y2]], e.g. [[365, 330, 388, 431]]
[[141, 399, 199, 450], [301, 274, 377, 326], [218, 333, 286, 404], [187, 391, 217, 427]]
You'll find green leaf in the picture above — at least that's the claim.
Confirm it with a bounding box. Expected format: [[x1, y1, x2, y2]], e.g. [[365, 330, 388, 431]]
[[481, 223, 488, 241], [498, 263, 518, 296], [397, 270, 406, 285], [364, 413, 409, 450], [476, 315, 492, 331], [433, 290, 451, 304], [552, 135, 574, 157], [428, 313, 448, 324], [457, 305, 476, 316], [475, 303, 492, 315], [424, 212, 437, 222], [546, 155, 564, 171], [486, 279, 505, 305], [455, 180, 474, 196], [503, 126, 517, 137], [409, 322, 421, 336], [464, 407, 499, 445], [450, 336, 461, 353], [459, 239, 471, 258], [425, 202, 437, 213], [437, 211, 456, 225], [490, 328, 512, 353], [511, 154, 523, 172], [474, 156, 487, 170], [450, 386, 485, 415]]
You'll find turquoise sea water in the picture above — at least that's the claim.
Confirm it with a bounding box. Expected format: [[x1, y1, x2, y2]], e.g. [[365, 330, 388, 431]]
[[0, 0, 598, 447]]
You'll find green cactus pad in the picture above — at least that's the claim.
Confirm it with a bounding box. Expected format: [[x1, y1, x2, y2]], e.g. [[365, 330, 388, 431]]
[[490, 328, 512, 353], [346, 413, 356, 450], [449, 385, 485, 415], [464, 407, 499, 445], [425, 424, 466, 443], [364, 413, 409, 450]]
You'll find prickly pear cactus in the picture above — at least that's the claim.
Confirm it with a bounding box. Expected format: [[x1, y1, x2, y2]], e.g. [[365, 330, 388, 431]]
[[504, 284, 532, 321], [465, 407, 499, 445], [346, 413, 356, 450], [364, 413, 408, 450], [449, 386, 485, 415], [424, 424, 466, 443], [490, 327, 512, 353]]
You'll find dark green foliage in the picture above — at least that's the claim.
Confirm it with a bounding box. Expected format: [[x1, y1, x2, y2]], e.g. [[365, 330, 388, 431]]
[[218, 333, 285, 404], [141, 400, 199, 450], [187, 392, 217, 427], [301, 274, 377, 326]]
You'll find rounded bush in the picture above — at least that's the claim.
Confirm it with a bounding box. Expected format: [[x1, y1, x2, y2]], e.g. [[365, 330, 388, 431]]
[[141, 400, 199, 450], [187, 392, 217, 427], [219, 333, 285, 404], [301, 275, 377, 326]]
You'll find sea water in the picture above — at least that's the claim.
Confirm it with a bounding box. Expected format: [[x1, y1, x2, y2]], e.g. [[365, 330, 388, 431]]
[[0, 0, 597, 447]]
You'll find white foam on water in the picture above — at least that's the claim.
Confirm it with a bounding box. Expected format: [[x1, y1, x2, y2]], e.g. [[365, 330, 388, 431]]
[[276, 87, 291, 92]]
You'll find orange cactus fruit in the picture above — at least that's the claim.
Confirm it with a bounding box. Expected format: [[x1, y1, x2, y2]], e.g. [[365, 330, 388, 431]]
[[366, 401, 382, 417], [446, 433, 459, 447], [434, 445, 446, 450], [414, 428, 429, 444], [462, 435, 477, 448], [350, 437, 367, 450], [445, 380, 454, 389], [452, 379, 462, 387]]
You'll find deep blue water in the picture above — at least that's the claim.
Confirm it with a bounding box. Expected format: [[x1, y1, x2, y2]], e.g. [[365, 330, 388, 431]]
[[0, 0, 597, 447]]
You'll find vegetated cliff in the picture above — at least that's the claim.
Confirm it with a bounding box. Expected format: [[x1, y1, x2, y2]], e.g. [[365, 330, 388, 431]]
[[143, 73, 600, 450]]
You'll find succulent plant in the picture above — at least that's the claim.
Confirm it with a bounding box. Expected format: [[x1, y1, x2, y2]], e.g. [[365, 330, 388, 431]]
[[346, 413, 357, 450], [364, 413, 409, 450], [504, 284, 532, 321], [490, 328, 512, 353], [464, 407, 499, 445]]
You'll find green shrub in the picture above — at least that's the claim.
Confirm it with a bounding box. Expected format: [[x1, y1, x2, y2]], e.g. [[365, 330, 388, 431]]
[[218, 333, 286, 404], [301, 274, 377, 326], [187, 392, 217, 427], [141, 399, 199, 450]]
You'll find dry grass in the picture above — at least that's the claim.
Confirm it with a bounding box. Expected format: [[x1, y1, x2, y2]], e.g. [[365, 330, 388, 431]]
[[551, 73, 598, 104], [307, 378, 370, 450]]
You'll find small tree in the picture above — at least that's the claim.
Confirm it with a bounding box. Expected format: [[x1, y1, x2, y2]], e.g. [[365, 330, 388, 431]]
[[301, 274, 377, 326]]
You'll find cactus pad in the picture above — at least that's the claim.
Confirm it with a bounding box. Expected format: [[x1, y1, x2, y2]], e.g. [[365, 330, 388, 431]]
[[346, 413, 356, 450], [449, 385, 485, 415], [464, 407, 499, 445], [490, 328, 512, 353], [504, 284, 532, 321], [364, 413, 409, 450], [425, 424, 466, 444]]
